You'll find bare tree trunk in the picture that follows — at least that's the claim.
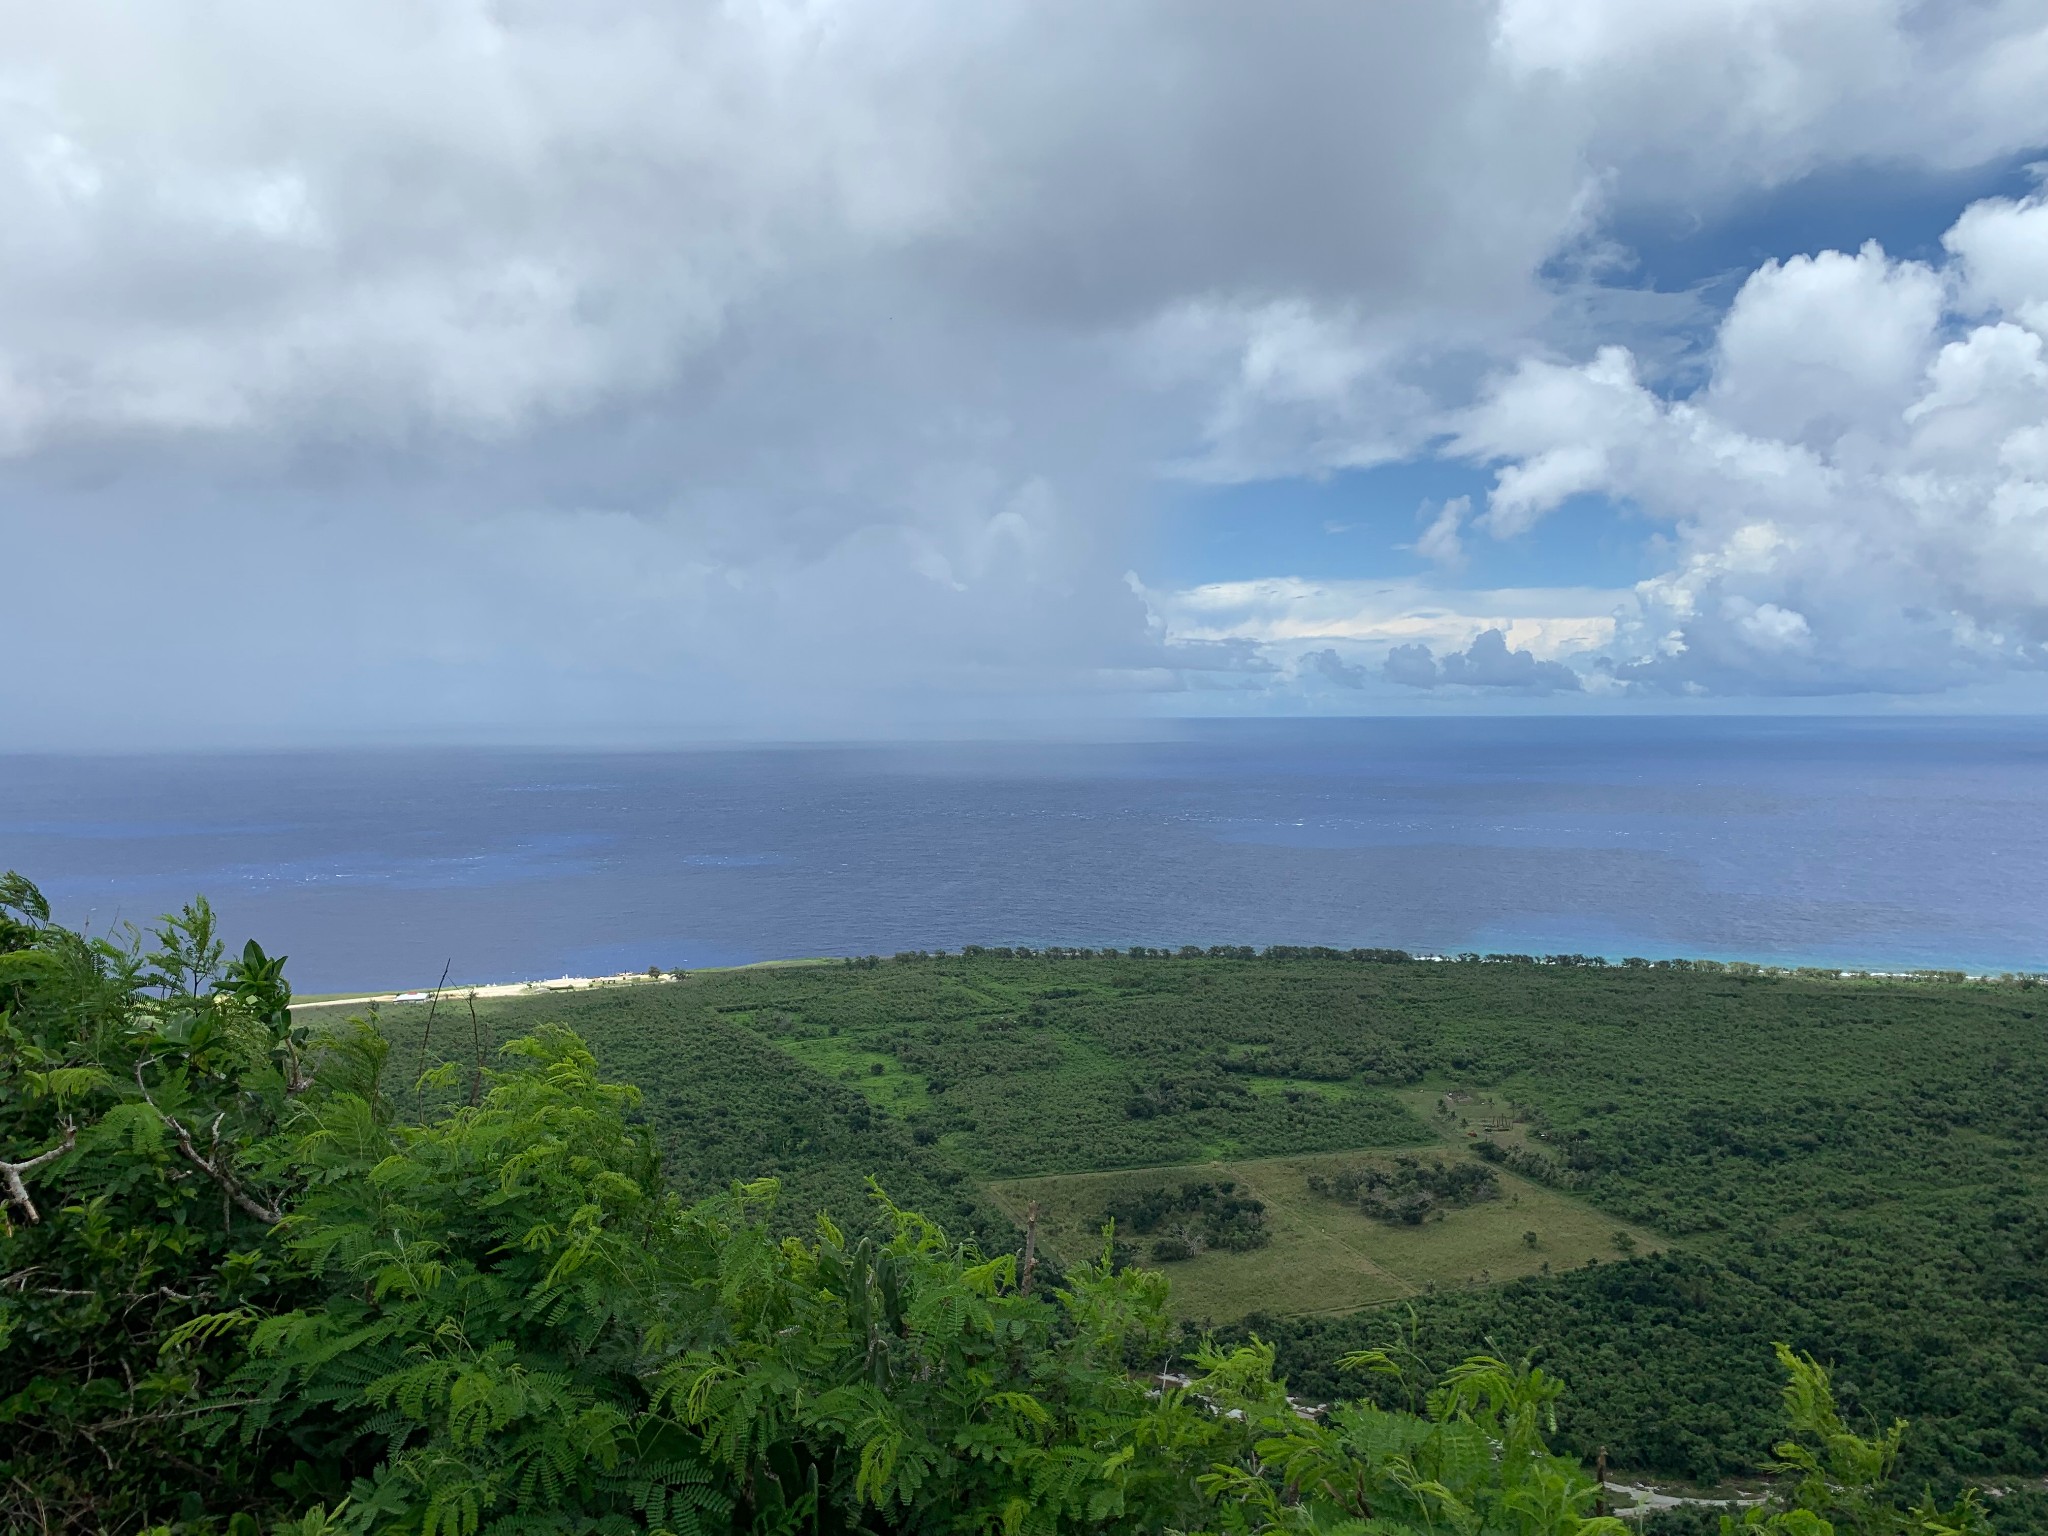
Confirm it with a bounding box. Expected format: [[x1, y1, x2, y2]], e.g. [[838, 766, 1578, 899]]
[[1020, 1201, 1040, 1297], [467, 990, 485, 1107], [415, 958, 451, 1114]]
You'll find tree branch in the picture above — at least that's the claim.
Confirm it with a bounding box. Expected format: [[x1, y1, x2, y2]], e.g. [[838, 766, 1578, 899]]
[[132, 1061, 283, 1225], [1, 1123, 77, 1224]]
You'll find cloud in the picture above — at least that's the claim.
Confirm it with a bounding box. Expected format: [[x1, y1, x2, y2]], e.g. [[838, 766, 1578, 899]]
[[1, 2, 2045, 739], [1166, 1, 2048, 486], [1705, 243, 1945, 446], [1143, 575, 1613, 702], [1412, 496, 1471, 569], [1947, 185, 2048, 333], [1381, 644, 1443, 690], [1383, 629, 1585, 692], [1302, 648, 1371, 689], [1144, 575, 1620, 655], [0, 2, 1590, 742], [1456, 186, 2048, 695], [1493, 0, 2048, 189]]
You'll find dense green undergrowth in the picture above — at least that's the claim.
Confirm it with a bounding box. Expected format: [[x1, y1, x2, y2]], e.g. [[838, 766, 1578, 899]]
[[1, 880, 2033, 1534]]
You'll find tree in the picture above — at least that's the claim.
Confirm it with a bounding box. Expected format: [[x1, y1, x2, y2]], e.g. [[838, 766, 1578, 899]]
[[1728, 1344, 1991, 1536], [0, 876, 317, 1531], [242, 1026, 730, 1535], [1199, 1344, 1629, 1536]]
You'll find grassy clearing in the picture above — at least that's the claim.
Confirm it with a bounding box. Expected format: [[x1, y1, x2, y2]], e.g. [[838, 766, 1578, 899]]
[[1393, 1083, 1555, 1154], [989, 1146, 1665, 1323], [732, 979, 1433, 1176], [781, 1036, 933, 1114], [1242, 1077, 1367, 1102]]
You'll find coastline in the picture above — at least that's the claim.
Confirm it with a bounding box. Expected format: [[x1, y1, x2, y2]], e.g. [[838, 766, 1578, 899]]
[[289, 947, 2040, 1013], [288, 955, 833, 1012]]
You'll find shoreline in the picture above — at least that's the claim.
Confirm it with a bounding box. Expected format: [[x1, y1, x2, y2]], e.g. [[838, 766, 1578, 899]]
[[290, 948, 2041, 1012], [288, 956, 832, 1012]]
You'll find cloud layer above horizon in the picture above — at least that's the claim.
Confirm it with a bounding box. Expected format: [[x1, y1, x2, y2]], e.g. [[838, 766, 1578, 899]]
[[5, 0, 2048, 743]]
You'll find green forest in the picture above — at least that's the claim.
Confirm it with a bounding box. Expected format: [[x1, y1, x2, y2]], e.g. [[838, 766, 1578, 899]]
[[419, 945, 2048, 1520], [2, 876, 2041, 1535]]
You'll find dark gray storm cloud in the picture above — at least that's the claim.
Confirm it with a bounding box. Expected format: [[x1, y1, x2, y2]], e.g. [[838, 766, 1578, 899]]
[[3, 1, 2044, 742]]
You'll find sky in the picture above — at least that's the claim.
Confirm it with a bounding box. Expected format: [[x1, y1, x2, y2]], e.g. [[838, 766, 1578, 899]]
[[4, 1, 2048, 746]]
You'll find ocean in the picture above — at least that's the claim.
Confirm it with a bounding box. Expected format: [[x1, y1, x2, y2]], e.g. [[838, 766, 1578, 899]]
[[3, 717, 2045, 992]]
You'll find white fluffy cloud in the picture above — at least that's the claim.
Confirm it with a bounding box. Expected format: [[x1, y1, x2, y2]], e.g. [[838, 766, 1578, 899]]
[[1141, 575, 1618, 703], [1457, 188, 2048, 694], [3, 1, 2046, 739]]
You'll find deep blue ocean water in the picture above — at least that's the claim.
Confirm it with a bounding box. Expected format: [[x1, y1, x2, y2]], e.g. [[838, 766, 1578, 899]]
[[3, 718, 2045, 992]]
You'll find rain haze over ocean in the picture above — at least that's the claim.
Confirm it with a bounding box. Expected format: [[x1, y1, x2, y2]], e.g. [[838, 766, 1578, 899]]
[[7, 718, 2044, 993]]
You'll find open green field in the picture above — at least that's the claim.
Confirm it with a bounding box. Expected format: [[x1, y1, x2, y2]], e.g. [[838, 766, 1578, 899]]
[[990, 1144, 1664, 1320], [371, 950, 2048, 1499]]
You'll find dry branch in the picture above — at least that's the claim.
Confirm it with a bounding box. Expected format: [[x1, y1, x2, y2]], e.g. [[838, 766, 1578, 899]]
[[131, 1061, 283, 1225], [0, 1123, 77, 1224]]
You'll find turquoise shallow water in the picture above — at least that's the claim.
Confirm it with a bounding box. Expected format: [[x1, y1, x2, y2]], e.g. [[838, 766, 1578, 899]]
[[3, 717, 2045, 992]]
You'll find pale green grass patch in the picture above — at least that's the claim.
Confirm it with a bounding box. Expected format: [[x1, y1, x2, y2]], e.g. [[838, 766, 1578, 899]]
[[1242, 1077, 1368, 1102], [989, 1146, 1664, 1322], [780, 1038, 932, 1114]]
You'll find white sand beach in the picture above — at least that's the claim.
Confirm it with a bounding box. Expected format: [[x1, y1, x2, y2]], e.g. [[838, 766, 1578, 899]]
[[289, 972, 682, 1012]]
